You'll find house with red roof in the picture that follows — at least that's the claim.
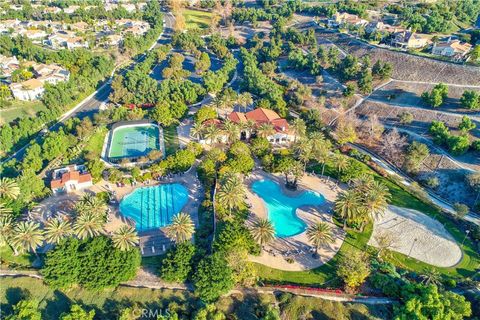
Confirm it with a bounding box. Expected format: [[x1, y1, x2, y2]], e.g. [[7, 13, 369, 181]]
[[50, 164, 93, 194]]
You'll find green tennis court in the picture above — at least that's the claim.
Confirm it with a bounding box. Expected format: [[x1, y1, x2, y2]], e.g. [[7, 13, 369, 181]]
[[108, 125, 160, 159]]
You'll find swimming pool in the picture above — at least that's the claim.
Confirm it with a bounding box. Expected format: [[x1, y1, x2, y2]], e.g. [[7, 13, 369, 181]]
[[251, 179, 325, 238], [119, 184, 188, 232], [108, 124, 161, 160]]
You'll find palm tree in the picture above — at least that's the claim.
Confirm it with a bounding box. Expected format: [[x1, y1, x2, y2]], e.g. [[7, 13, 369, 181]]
[[0, 203, 12, 215], [241, 119, 256, 140], [334, 154, 349, 178], [291, 118, 306, 142], [0, 215, 13, 247], [203, 124, 222, 144], [73, 212, 104, 239], [0, 178, 20, 200], [223, 120, 240, 144], [361, 181, 391, 228], [295, 139, 313, 172], [237, 92, 253, 112], [250, 218, 275, 248], [75, 194, 107, 219], [216, 174, 246, 218], [44, 218, 72, 245], [256, 123, 275, 139], [309, 132, 331, 178], [420, 267, 442, 286], [307, 222, 334, 258], [164, 212, 194, 243], [190, 122, 205, 140], [11, 221, 44, 255], [334, 190, 362, 229], [112, 225, 139, 251]]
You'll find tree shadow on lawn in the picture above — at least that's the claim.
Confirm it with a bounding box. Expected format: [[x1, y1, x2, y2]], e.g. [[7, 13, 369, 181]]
[[42, 290, 72, 320], [1, 287, 31, 315]]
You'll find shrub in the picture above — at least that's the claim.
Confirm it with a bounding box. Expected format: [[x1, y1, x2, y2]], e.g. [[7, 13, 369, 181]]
[[160, 242, 196, 283]]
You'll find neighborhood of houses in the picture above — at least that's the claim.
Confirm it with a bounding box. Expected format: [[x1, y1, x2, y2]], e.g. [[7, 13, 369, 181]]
[[326, 11, 475, 62], [0, 55, 70, 101]]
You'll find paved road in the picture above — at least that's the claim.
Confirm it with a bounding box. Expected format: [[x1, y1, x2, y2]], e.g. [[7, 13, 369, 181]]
[[1, 8, 175, 164]]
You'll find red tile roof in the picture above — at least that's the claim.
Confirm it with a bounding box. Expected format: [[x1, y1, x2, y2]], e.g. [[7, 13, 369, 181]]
[[228, 111, 247, 123], [51, 170, 92, 189], [227, 108, 289, 133]]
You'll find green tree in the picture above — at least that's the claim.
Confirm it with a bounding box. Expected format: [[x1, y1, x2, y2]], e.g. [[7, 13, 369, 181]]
[[44, 218, 72, 245], [160, 242, 195, 282], [194, 253, 234, 302], [458, 116, 476, 132], [60, 305, 95, 320], [111, 225, 139, 251], [216, 173, 246, 219], [460, 90, 480, 110], [11, 221, 44, 255], [335, 189, 362, 228], [164, 212, 195, 243], [422, 83, 448, 108], [195, 52, 211, 74], [195, 106, 217, 124], [250, 218, 275, 248], [403, 142, 429, 173], [86, 159, 105, 183], [306, 222, 334, 258], [337, 251, 370, 292], [5, 299, 41, 320], [0, 177, 20, 200], [73, 212, 104, 240]]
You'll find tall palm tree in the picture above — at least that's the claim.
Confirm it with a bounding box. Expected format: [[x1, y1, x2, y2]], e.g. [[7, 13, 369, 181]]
[[0, 178, 20, 200], [190, 122, 205, 140], [0, 215, 13, 247], [307, 222, 334, 258], [291, 118, 306, 142], [112, 225, 139, 251], [73, 212, 104, 239], [295, 139, 313, 172], [420, 267, 442, 286], [0, 203, 12, 215], [256, 123, 275, 139], [334, 190, 362, 229], [241, 119, 256, 140], [222, 120, 240, 144], [361, 180, 391, 225], [203, 124, 222, 144], [250, 218, 275, 248], [11, 221, 44, 255], [334, 154, 349, 178], [44, 218, 72, 245], [75, 194, 107, 219], [216, 174, 245, 218], [237, 92, 253, 112], [164, 212, 194, 243]]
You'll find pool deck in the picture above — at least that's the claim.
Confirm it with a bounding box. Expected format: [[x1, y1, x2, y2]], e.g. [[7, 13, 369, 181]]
[[91, 162, 203, 256], [245, 170, 346, 271]]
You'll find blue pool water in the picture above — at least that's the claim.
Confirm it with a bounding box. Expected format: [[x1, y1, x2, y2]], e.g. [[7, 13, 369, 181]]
[[251, 179, 325, 238], [119, 183, 189, 232]]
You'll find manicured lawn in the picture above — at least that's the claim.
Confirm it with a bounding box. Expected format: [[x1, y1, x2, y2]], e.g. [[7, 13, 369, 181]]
[[0, 276, 194, 320], [0, 246, 35, 269], [183, 9, 212, 30], [163, 125, 179, 156], [0, 100, 47, 125], [254, 157, 480, 285], [83, 126, 108, 158]]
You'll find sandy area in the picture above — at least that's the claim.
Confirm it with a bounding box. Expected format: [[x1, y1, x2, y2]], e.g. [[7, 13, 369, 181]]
[[245, 171, 346, 271], [368, 205, 462, 267]]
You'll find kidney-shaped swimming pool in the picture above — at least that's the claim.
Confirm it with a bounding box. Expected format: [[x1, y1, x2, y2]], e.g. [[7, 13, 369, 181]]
[[251, 179, 325, 238]]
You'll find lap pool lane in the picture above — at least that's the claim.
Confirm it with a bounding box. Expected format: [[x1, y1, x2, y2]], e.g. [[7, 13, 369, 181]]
[[251, 179, 325, 237]]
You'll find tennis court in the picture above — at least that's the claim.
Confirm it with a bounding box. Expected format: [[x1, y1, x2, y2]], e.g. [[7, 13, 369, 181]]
[[108, 124, 160, 160]]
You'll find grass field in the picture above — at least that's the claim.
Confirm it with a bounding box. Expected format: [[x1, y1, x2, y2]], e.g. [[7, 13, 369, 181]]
[[183, 9, 212, 30], [0, 246, 34, 270], [83, 126, 108, 159], [254, 158, 480, 285], [163, 125, 179, 156], [0, 100, 47, 125]]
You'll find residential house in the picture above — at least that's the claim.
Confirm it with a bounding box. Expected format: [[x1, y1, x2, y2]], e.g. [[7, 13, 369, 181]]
[[16, 29, 47, 41], [229, 108, 295, 145], [104, 34, 123, 47], [0, 55, 20, 79], [50, 164, 93, 194], [0, 19, 21, 33], [33, 63, 70, 84], [63, 5, 80, 14], [432, 39, 472, 60], [70, 21, 89, 32], [10, 78, 45, 101], [328, 12, 368, 28], [43, 7, 62, 14], [44, 31, 89, 49], [366, 21, 404, 34], [391, 31, 429, 49]]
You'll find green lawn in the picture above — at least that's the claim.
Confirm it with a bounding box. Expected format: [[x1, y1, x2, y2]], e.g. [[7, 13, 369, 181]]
[[183, 9, 212, 30], [83, 126, 108, 159], [0, 100, 47, 125], [0, 246, 35, 269], [0, 276, 194, 320], [163, 125, 179, 156], [254, 158, 480, 285]]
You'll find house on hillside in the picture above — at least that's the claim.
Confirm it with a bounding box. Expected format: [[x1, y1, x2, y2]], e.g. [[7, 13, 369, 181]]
[[390, 31, 429, 49], [328, 12, 368, 28], [44, 31, 89, 49], [50, 164, 93, 194], [10, 78, 45, 101], [0, 55, 20, 80], [432, 39, 472, 61]]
